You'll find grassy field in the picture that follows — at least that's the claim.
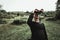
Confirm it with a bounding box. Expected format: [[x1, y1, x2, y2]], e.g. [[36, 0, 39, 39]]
[[42, 19, 60, 40], [0, 17, 60, 40]]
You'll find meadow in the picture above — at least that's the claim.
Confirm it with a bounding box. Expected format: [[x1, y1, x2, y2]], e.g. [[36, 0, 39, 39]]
[[0, 12, 60, 40]]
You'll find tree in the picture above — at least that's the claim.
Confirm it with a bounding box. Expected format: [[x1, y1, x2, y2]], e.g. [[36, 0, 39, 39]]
[[55, 0, 60, 19], [0, 5, 2, 10], [0, 5, 2, 8], [0, 5, 6, 13], [0, 10, 6, 13]]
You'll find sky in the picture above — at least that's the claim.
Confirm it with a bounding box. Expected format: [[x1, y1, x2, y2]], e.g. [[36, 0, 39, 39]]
[[0, 0, 57, 12]]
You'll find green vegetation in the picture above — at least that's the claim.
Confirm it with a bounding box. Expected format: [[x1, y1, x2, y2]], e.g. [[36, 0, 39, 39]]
[[0, 18, 60, 40], [0, 9, 60, 40], [0, 24, 31, 40], [42, 19, 60, 40]]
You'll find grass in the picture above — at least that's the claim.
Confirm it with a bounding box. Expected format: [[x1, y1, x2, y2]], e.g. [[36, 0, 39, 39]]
[[0, 24, 31, 40], [0, 17, 60, 40], [42, 19, 60, 40]]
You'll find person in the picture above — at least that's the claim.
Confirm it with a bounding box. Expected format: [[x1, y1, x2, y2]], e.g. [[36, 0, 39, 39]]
[[27, 9, 48, 40]]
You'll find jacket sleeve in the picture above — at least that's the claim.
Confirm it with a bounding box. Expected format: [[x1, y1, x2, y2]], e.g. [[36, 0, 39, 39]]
[[27, 14, 33, 25], [41, 23, 48, 40]]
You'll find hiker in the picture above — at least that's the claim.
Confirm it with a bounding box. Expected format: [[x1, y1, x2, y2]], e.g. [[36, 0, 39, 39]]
[[27, 9, 48, 40]]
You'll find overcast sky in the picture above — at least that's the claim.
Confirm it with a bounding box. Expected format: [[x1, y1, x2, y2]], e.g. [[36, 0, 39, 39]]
[[0, 0, 57, 12]]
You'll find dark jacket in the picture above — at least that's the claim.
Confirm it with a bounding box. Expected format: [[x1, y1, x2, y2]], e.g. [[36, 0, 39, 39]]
[[27, 14, 48, 40]]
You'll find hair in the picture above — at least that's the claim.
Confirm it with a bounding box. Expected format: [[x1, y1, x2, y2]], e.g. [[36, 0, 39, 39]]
[[34, 9, 39, 13]]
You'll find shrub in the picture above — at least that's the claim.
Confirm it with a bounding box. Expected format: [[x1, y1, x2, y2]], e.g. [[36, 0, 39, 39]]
[[11, 20, 26, 25], [46, 18, 56, 21], [0, 20, 7, 24]]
